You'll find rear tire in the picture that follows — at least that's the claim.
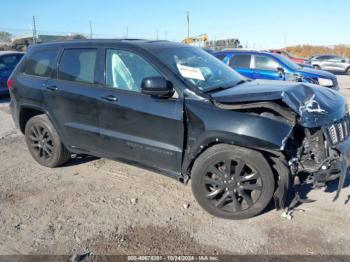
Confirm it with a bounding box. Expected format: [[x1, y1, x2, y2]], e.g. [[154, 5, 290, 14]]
[[191, 144, 275, 219], [24, 115, 70, 167], [346, 67, 350, 76]]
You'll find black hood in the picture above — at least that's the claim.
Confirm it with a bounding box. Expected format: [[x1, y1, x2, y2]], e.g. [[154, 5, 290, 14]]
[[211, 80, 347, 128]]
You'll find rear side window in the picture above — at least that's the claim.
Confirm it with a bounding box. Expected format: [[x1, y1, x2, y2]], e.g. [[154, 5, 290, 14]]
[[229, 54, 251, 69], [0, 54, 23, 70], [214, 54, 227, 61], [58, 49, 97, 84], [254, 55, 280, 71], [24, 50, 57, 77]]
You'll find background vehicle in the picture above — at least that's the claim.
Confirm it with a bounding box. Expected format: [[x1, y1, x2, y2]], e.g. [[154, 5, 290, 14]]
[[268, 49, 306, 64], [8, 40, 349, 219], [307, 55, 350, 75], [214, 50, 339, 89], [0, 51, 24, 95]]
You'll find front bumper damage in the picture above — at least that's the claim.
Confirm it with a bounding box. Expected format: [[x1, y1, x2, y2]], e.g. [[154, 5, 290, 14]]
[[333, 137, 350, 200]]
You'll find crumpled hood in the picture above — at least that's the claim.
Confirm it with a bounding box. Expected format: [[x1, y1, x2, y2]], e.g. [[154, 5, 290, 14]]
[[211, 80, 347, 128]]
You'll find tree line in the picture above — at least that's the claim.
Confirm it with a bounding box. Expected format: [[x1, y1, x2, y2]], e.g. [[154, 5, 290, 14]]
[[286, 44, 350, 58]]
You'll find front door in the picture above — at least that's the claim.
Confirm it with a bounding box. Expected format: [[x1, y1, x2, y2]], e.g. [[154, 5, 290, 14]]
[[228, 54, 255, 79], [97, 49, 184, 174], [253, 54, 282, 80]]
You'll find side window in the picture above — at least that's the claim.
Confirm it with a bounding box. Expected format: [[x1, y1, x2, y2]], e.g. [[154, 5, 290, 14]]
[[0, 55, 22, 70], [319, 55, 332, 60], [24, 50, 57, 77], [255, 55, 280, 71], [58, 49, 97, 84], [329, 56, 343, 62], [106, 49, 161, 92], [214, 54, 227, 61], [229, 54, 251, 69]]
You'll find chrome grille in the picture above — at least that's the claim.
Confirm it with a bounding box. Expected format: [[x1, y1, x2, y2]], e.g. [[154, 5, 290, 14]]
[[325, 116, 350, 145]]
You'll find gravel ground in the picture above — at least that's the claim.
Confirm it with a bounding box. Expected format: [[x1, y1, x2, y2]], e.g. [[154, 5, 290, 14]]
[[0, 76, 350, 255]]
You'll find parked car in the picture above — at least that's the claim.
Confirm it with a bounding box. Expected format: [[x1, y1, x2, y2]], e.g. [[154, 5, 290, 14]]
[[268, 49, 306, 64], [307, 55, 350, 75], [0, 51, 24, 95], [8, 40, 350, 219], [214, 50, 339, 90]]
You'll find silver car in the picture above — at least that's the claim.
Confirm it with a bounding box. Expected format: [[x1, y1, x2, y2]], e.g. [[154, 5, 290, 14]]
[[309, 55, 350, 75]]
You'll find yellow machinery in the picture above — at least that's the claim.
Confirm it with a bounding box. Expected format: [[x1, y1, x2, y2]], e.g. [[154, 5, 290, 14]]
[[181, 34, 208, 45]]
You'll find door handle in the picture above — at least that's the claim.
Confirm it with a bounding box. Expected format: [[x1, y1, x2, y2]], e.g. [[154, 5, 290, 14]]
[[101, 95, 118, 102], [46, 85, 58, 91]]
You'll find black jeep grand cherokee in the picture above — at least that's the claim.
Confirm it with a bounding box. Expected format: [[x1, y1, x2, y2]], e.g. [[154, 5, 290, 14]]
[[8, 40, 350, 219]]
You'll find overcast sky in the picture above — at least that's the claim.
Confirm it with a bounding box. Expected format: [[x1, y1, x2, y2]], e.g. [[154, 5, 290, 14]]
[[0, 0, 349, 48]]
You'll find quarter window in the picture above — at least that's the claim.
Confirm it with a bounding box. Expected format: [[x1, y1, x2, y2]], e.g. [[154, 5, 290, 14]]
[[24, 50, 57, 77], [0, 54, 23, 70], [58, 49, 97, 84], [214, 54, 227, 61], [229, 54, 251, 69], [255, 55, 280, 71], [105, 49, 161, 92]]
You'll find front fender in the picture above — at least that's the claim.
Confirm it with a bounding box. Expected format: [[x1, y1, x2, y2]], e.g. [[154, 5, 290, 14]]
[[182, 100, 293, 173]]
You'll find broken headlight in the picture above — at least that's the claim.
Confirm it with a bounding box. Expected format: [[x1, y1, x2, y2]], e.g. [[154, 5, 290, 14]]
[[317, 78, 333, 87]]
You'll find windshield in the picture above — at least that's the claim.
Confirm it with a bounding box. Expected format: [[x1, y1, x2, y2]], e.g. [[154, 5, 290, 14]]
[[275, 54, 301, 70], [152, 46, 246, 92]]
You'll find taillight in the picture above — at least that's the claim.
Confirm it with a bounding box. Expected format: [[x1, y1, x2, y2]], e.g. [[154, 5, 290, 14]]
[[7, 79, 13, 90]]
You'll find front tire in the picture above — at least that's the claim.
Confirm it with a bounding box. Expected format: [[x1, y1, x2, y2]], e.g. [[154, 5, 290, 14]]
[[191, 144, 275, 219], [25, 115, 70, 168]]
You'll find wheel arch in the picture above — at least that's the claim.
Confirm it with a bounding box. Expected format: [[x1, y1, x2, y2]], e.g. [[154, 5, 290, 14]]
[[18, 105, 62, 138]]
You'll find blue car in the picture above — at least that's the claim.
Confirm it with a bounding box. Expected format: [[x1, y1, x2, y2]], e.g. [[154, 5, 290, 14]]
[[214, 50, 339, 90], [0, 51, 24, 96]]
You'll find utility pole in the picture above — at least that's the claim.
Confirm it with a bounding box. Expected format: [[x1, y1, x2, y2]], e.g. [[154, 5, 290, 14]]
[[89, 20, 93, 39], [186, 11, 190, 38], [125, 26, 128, 38], [164, 31, 167, 40], [156, 30, 159, 40], [32, 16, 37, 45]]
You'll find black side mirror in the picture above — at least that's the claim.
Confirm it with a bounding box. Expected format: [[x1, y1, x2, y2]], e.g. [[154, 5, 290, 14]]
[[277, 67, 285, 78], [341, 59, 346, 63], [141, 76, 175, 98]]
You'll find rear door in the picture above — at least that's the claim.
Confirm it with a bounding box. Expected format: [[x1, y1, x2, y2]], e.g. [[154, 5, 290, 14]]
[[42, 47, 103, 153], [253, 54, 282, 80], [318, 55, 336, 71], [228, 54, 254, 78], [96, 48, 184, 174]]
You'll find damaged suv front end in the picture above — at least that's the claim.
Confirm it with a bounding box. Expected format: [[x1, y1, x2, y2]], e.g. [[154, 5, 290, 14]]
[[212, 80, 349, 206], [152, 44, 349, 218]]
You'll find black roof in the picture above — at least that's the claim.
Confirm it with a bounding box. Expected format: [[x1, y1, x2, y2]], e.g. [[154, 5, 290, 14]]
[[30, 39, 187, 51]]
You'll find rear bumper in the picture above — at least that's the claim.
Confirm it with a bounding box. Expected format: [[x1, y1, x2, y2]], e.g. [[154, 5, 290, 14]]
[[9, 97, 19, 129], [334, 137, 350, 200]]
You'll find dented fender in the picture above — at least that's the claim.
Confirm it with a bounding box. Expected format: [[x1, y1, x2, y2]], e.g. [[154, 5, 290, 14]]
[[181, 99, 294, 173]]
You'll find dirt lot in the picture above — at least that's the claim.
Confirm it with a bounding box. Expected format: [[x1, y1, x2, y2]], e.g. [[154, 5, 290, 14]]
[[1, 76, 350, 256]]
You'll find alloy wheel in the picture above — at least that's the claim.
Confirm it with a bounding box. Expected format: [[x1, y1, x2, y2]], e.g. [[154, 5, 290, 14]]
[[203, 159, 263, 213], [28, 124, 54, 160]]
